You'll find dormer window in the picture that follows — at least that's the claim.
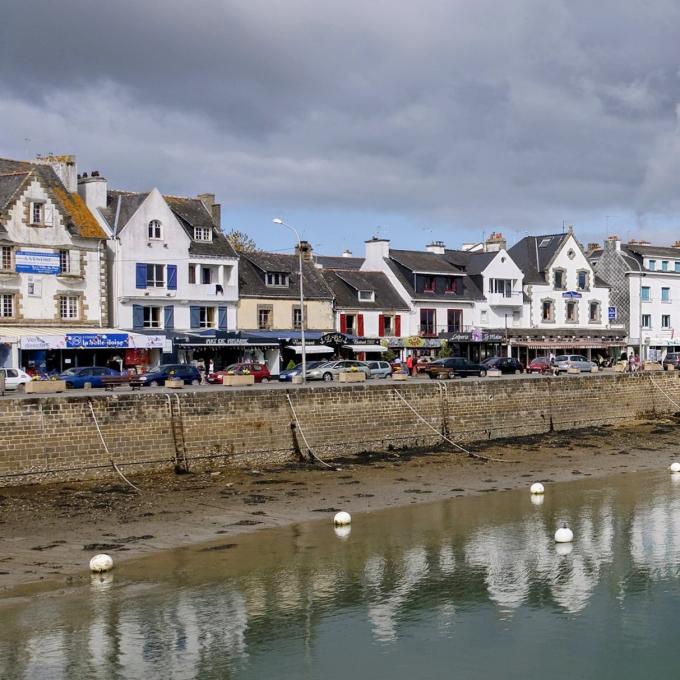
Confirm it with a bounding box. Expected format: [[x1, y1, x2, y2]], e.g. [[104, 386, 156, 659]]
[[266, 272, 289, 287], [30, 201, 45, 225], [445, 278, 459, 294], [194, 227, 212, 242], [648, 259, 656, 271], [358, 290, 375, 302], [148, 220, 162, 240], [423, 275, 436, 292]]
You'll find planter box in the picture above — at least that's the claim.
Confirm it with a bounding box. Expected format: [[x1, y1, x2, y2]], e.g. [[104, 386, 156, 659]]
[[666, 364, 675, 371], [338, 371, 366, 383], [25, 380, 66, 394], [567, 367, 581, 374], [643, 363, 663, 372], [392, 373, 409, 381], [614, 363, 627, 373], [590, 366, 599, 373], [486, 369, 502, 377], [223, 374, 255, 387], [291, 375, 303, 384], [165, 378, 184, 389]]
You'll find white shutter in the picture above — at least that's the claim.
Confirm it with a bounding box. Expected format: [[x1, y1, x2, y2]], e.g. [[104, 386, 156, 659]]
[[44, 204, 54, 226]]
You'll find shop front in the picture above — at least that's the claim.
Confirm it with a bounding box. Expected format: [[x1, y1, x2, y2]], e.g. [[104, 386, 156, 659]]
[[439, 329, 505, 362]]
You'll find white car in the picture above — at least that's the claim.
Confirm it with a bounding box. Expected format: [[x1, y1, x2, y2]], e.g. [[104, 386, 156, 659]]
[[554, 354, 597, 373], [0, 367, 31, 392]]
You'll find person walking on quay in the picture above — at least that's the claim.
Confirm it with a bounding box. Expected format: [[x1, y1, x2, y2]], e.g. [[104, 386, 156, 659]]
[[405, 353, 414, 376]]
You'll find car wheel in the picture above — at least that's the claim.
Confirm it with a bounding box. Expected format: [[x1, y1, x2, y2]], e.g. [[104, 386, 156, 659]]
[[448, 371, 456, 380], [65, 382, 74, 389], [261, 378, 269, 383], [323, 373, 333, 382], [427, 373, 435, 379], [16, 383, 25, 393], [479, 370, 487, 377], [149, 380, 159, 387], [191, 379, 200, 386]]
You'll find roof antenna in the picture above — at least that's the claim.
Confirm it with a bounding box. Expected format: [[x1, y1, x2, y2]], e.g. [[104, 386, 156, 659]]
[[562, 219, 565, 234]]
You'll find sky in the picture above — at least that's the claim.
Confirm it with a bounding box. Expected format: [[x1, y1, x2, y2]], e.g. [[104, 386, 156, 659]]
[[2, 0, 680, 256]]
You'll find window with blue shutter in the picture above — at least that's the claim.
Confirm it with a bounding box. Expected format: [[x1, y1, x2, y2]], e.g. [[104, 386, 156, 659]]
[[167, 264, 177, 290], [190, 306, 200, 329], [135, 263, 147, 289], [218, 306, 228, 330], [132, 304, 144, 330], [164, 305, 174, 329]]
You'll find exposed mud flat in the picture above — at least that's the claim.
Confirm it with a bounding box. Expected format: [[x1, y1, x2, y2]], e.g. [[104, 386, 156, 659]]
[[0, 418, 678, 596]]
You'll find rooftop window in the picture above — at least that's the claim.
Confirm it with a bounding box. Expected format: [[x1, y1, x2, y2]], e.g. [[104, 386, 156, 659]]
[[194, 227, 212, 242], [266, 272, 289, 288], [358, 290, 375, 302]]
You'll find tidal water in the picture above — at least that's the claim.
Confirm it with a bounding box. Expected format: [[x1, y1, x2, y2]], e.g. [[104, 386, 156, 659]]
[[3, 470, 680, 679]]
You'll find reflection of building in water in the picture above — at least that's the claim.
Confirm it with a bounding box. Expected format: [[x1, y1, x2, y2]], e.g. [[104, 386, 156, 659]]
[[630, 497, 680, 578]]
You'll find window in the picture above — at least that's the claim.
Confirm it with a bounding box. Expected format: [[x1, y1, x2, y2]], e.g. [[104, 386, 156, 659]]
[[143, 306, 161, 328], [490, 279, 512, 297], [642, 314, 651, 328], [641, 286, 651, 302], [200, 306, 216, 328], [675, 262, 680, 273], [447, 309, 462, 333], [566, 301, 578, 322], [31, 201, 44, 224], [0, 246, 12, 270], [662, 287, 670, 302], [539, 238, 551, 247], [0, 294, 13, 318], [58, 249, 72, 275], [480, 310, 488, 324], [662, 261, 669, 271], [577, 271, 589, 290], [257, 306, 272, 330], [553, 269, 565, 289], [59, 296, 79, 320], [148, 220, 162, 239], [589, 301, 601, 323], [194, 227, 212, 242], [420, 308, 436, 335], [662, 315, 671, 328], [266, 272, 289, 287], [27, 278, 42, 296], [201, 267, 212, 284], [188, 264, 196, 284], [383, 315, 393, 335], [445, 278, 459, 294], [293, 306, 306, 330], [423, 276, 436, 293], [542, 299, 554, 322], [648, 259, 656, 271], [146, 264, 165, 287], [358, 290, 374, 302], [344, 314, 356, 334], [512, 310, 520, 326]]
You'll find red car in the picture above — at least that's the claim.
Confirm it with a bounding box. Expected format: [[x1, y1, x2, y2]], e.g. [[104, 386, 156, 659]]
[[527, 356, 553, 374], [207, 362, 272, 384]]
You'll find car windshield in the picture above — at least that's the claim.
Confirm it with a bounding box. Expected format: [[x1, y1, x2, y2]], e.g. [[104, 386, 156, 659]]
[[555, 356, 569, 362], [533, 357, 549, 364], [61, 368, 81, 375]]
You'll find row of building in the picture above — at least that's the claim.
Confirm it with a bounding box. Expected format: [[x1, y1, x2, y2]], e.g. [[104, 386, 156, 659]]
[[0, 153, 677, 375]]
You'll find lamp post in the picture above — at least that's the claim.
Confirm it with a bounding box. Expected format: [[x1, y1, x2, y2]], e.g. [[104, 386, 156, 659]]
[[273, 218, 306, 383]]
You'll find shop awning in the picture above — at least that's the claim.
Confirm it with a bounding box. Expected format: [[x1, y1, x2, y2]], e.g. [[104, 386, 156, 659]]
[[343, 344, 387, 353], [512, 340, 626, 349], [285, 344, 334, 354], [0, 327, 165, 350]]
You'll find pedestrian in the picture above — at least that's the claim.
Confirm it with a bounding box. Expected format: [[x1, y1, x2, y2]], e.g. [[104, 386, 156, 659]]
[[549, 351, 555, 366], [634, 353, 641, 372], [628, 353, 636, 373], [406, 353, 414, 376], [208, 359, 215, 374]]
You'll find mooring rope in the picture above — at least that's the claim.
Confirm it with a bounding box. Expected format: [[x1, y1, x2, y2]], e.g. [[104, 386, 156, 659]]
[[648, 374, 680, 410], [88, 401, 142, 493], [285, 393, 334, 469], [392, 388, 517, 464]]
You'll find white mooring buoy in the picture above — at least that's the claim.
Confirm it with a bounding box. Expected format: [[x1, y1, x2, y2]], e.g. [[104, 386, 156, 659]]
[[554, 523, 574, 543], [334, 511, 351, 526], [670, 462, 680, 473], [530, 482, 545, 495], [89, 554, 114, 573]]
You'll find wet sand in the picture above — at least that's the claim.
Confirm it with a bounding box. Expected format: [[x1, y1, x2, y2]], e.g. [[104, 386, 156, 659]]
[[1, 418, 678, 597]]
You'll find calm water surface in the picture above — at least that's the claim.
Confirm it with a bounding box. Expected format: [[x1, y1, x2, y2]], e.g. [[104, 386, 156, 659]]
[[3, 470, 680, 679]]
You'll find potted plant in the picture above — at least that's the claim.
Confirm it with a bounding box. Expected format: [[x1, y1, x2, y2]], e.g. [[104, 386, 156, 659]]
[[165, 370, 184, 389], [25, 375, 66, 394]]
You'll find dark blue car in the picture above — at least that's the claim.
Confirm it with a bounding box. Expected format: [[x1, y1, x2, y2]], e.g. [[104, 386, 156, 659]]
[[60, 366, 120, 388], [134, 364, 201, 387]]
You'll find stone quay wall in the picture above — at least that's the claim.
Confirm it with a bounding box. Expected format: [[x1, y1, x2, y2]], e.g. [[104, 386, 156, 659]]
[[0, 372, 678, 486]]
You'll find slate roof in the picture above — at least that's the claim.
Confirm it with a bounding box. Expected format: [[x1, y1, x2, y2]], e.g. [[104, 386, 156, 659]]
[[625, 243, 680, 260], [322, 270, 409, 311], [239, 251, 334, 300], [508, 233, 566, 284], [0, 157, 106, 239], [100, 191, 149, 234], [315, 255, 364, 270], [389, 249, 463, 275], [444, 249, 496, 275]]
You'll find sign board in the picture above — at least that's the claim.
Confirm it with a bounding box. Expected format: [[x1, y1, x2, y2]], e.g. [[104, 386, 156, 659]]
[[66, 333, 129, 349], [15, 250, 61, 275], [320, 332, 348, 346], [608, 306, 617, 321], [20, 335, 66, 350], [562, 291, 582, 299]]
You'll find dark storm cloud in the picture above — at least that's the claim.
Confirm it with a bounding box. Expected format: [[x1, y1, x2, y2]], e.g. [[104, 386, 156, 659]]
[[3, 0, 680, 242]]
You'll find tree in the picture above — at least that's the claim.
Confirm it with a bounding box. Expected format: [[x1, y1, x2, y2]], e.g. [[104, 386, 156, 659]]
[[437, 340, 453, 358], [225, 229, 258, 253]]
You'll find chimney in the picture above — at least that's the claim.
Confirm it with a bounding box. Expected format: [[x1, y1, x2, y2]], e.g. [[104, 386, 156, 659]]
[[341, 249, 353, 258], [586, 242, 599, 253], [34, 153, 77, 193], [198, 193, 221, 227], [484, 231, 507, 252], [426, 240, 446, 255], [363, 237, 390, 270], [606, 235, 621, 252], [296, 240, 313, 262], [78, 170, 107, 210], [672, 240, 680, 249]]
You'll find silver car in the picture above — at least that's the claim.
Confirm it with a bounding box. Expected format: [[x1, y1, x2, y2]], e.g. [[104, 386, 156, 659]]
[[306, 360, 371, 381], [365, 360, 393, 379], [554, 354, 597, 373]]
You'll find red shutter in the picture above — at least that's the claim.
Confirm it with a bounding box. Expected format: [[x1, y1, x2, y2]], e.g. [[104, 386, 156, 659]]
[[357, 314, 364, 337], [340, 313, 347, 333], [378, 314, 385, 337], [395, 314, 401, 336]]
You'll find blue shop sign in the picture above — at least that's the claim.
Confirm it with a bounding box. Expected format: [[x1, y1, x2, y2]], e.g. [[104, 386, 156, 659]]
[[562, 291, 582, 299], [15, 250, 61, 275], [608, 306, 617, 320], [66, 333, 129, 348]]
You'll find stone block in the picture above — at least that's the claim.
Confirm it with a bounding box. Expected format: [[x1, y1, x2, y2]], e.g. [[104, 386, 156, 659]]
[[392, 373, 408, 381], [165, 378, 184, 389], [338, 372, 366, 383], [223, 374, 255, 386], [486, 369, 502, 377], [25, 380, 66, 394]]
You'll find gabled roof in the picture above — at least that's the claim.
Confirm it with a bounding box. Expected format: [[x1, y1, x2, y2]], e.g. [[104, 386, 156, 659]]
[[444, 249, 497, 275], [322, 270, 409, 311], [100, 191, 149, 234], [0, 157, 106, 239], [389, 249, 463, 275], [508, 233, 566, 284], [239, 251, 334, 300], [315, 255, 364, 270]]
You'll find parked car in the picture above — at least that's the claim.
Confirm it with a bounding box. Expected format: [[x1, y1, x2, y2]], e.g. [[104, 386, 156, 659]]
[[60, 366, 121, 389], [207, 362, 271, 384], [416, 356, 435, 373], [278, 360, 329, 381], [365, 360, 393, 379], [663, 353, 680, 370], [422, 357, 488, 379], [306, 360, 371, 381], [481, 356, 525, 374], [553, 354, 597, 373], [0, 367, 31, 392], [134, 364, 201, 387], [527, 356, 554, 374]]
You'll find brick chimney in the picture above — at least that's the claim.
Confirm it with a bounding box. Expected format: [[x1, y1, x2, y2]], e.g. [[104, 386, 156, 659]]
[[672, 240, 680, 249], [605, 235, 621, 252], [34, 153, 77, 193], [484, 231, 507, 252], [198, 193, 221, 227], [296, 240, 314, 262]]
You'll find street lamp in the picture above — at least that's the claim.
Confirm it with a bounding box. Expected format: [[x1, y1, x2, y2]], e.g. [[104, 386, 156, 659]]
[[273, 218, 306, 383]]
